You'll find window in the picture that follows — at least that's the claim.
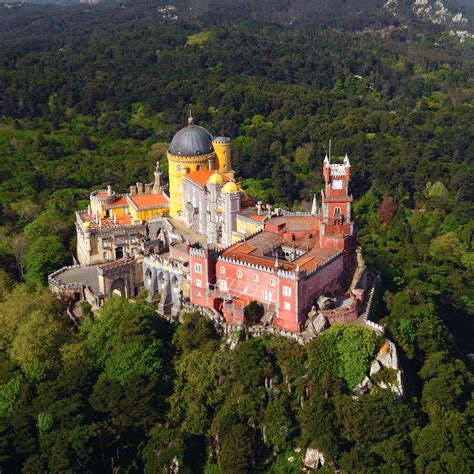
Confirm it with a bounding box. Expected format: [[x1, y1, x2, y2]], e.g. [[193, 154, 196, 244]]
[[178, 184, 183, 192], [130, 233, 138, 243], [177, 165, 182, 173], [263, 290, 272, 302], [237, 270, 243, 279], [219, 280, 227, 291], [220, 265, 226, 275], [270, 278, 276, 287], [102, 238, 109, 248], [334, 207, 341, 216], [197, 290, 202, 297], [103, 251, 109, 260], [114, 235, 125, 245], [194, 263, 202, 273], [320, 275, 324, 282], [195, 279, 202, 288], [253, 274, 259, 283], [284, 301, 291, 310], [243, 286, 248, 294], [283, 285, 291, 297], [241, 224, 246, 233]]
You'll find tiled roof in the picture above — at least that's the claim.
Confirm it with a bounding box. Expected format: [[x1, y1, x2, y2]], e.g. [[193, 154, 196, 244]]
[[266, 215, 321, 231], [79, 212, 133, 230], [128, 193, 169, 210], [103, 196, 128, 209], [246, 214, 266, 222], [221, 225, 341, 274], [185, 170, 230, 187]]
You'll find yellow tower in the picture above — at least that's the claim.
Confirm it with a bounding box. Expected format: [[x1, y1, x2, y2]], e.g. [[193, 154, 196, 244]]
[[167, 116, 215, 218], [212, 136, 232, 173]]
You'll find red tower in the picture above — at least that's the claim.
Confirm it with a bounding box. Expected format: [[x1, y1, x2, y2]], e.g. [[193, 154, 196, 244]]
[[320, 154, 354, 263]]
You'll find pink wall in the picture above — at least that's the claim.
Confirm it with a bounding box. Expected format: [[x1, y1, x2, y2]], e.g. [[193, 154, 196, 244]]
[[298, 254, 344, 316]]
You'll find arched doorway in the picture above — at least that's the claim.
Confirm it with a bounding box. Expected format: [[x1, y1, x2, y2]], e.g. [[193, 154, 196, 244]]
[[213, 298, 223, 315], [145, 268, 153, 289], [111, 278, 126, 297], [115, 246, 124, 259], [157, 272, 165, 293]]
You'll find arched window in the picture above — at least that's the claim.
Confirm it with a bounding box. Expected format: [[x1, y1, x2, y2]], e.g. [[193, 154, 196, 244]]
[[237, 270, 243, 279], [220, 265, 226, 275], [334, 207, 341, 216], [196, 165, 201, 171]]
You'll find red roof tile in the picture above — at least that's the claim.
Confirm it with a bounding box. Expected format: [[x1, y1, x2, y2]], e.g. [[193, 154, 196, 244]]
[[103, 196, 128, 208], [129, 193, 169, 210], [185, 170, 230, 187]]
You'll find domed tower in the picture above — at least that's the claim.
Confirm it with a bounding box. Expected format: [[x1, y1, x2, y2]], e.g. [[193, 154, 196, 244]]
[[167, 115, 215, 218]]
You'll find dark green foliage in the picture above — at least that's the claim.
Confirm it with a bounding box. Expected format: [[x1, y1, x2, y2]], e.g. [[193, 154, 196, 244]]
[[244, 300, 264, 325], [173, 311, 218, 352], [308, 324, 379, 389], [219, 423, 253, 474]]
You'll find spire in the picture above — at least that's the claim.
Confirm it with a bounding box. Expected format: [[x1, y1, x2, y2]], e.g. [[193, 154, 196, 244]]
[[311, 194, 318, 215], [324, 154, 329, 164], [188, 108, 194, 126], [343, 153, 350, 166], [153, 161, 162, 194]]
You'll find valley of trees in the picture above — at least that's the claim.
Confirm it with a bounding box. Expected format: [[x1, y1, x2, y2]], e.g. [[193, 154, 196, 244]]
[[0, 1, 472, 472]]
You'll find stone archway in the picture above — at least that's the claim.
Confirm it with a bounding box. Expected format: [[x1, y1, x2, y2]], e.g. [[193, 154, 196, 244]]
[[145, 268, 153, 288], [157, 272, 166, 293], [111, 278, 126, 297]]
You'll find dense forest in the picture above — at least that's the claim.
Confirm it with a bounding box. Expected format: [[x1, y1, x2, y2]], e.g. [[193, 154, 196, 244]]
[[0, 1, 473, 472]]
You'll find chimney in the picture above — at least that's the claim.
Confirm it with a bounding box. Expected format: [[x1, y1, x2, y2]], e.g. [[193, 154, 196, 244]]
[[130, 185, 136, 195], [257, 201, 263, 215], [107, 185, 113, 196], [144, 183, 152, 194], [136, 182, 143, 194]]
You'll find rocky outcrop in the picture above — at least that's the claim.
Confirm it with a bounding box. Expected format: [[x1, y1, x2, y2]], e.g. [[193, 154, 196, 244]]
[[370, 360, 381, 376], [303, 447, 325, 470], [376, 340, 398, 370], [353, 338, 405, 399], [354, 376, 373, 396], [304, 307, 328, 336]]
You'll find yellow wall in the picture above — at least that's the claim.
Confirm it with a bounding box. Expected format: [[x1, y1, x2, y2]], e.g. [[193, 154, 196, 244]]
[[168, 152, 210, 218], [109, 207, 127, 219], [212, 139, 232, 173], [236, 216, 263, 236], [136, 208, 168, 221]]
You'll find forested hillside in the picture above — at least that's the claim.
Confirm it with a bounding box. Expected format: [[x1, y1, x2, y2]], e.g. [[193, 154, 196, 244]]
[[0, 2, 473, 472]]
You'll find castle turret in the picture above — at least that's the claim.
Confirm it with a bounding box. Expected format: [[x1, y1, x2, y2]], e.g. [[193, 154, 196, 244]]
[[221, 181, 240, 247], [212, 136, 232, 173], [206, 171, 223, 245]]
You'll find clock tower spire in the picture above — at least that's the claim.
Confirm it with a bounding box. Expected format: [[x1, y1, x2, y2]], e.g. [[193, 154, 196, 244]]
[[320, 153, 354, 264]]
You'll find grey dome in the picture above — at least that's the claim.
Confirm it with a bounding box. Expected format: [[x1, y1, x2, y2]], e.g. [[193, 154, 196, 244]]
[[169, 119, 213, 156]]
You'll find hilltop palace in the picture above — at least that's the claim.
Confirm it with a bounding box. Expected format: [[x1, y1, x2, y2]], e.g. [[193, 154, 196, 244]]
[[49, 115, 377, 336]]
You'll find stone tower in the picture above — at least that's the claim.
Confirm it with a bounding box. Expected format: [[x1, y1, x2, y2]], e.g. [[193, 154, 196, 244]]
[[221, 181, 240, 247]]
